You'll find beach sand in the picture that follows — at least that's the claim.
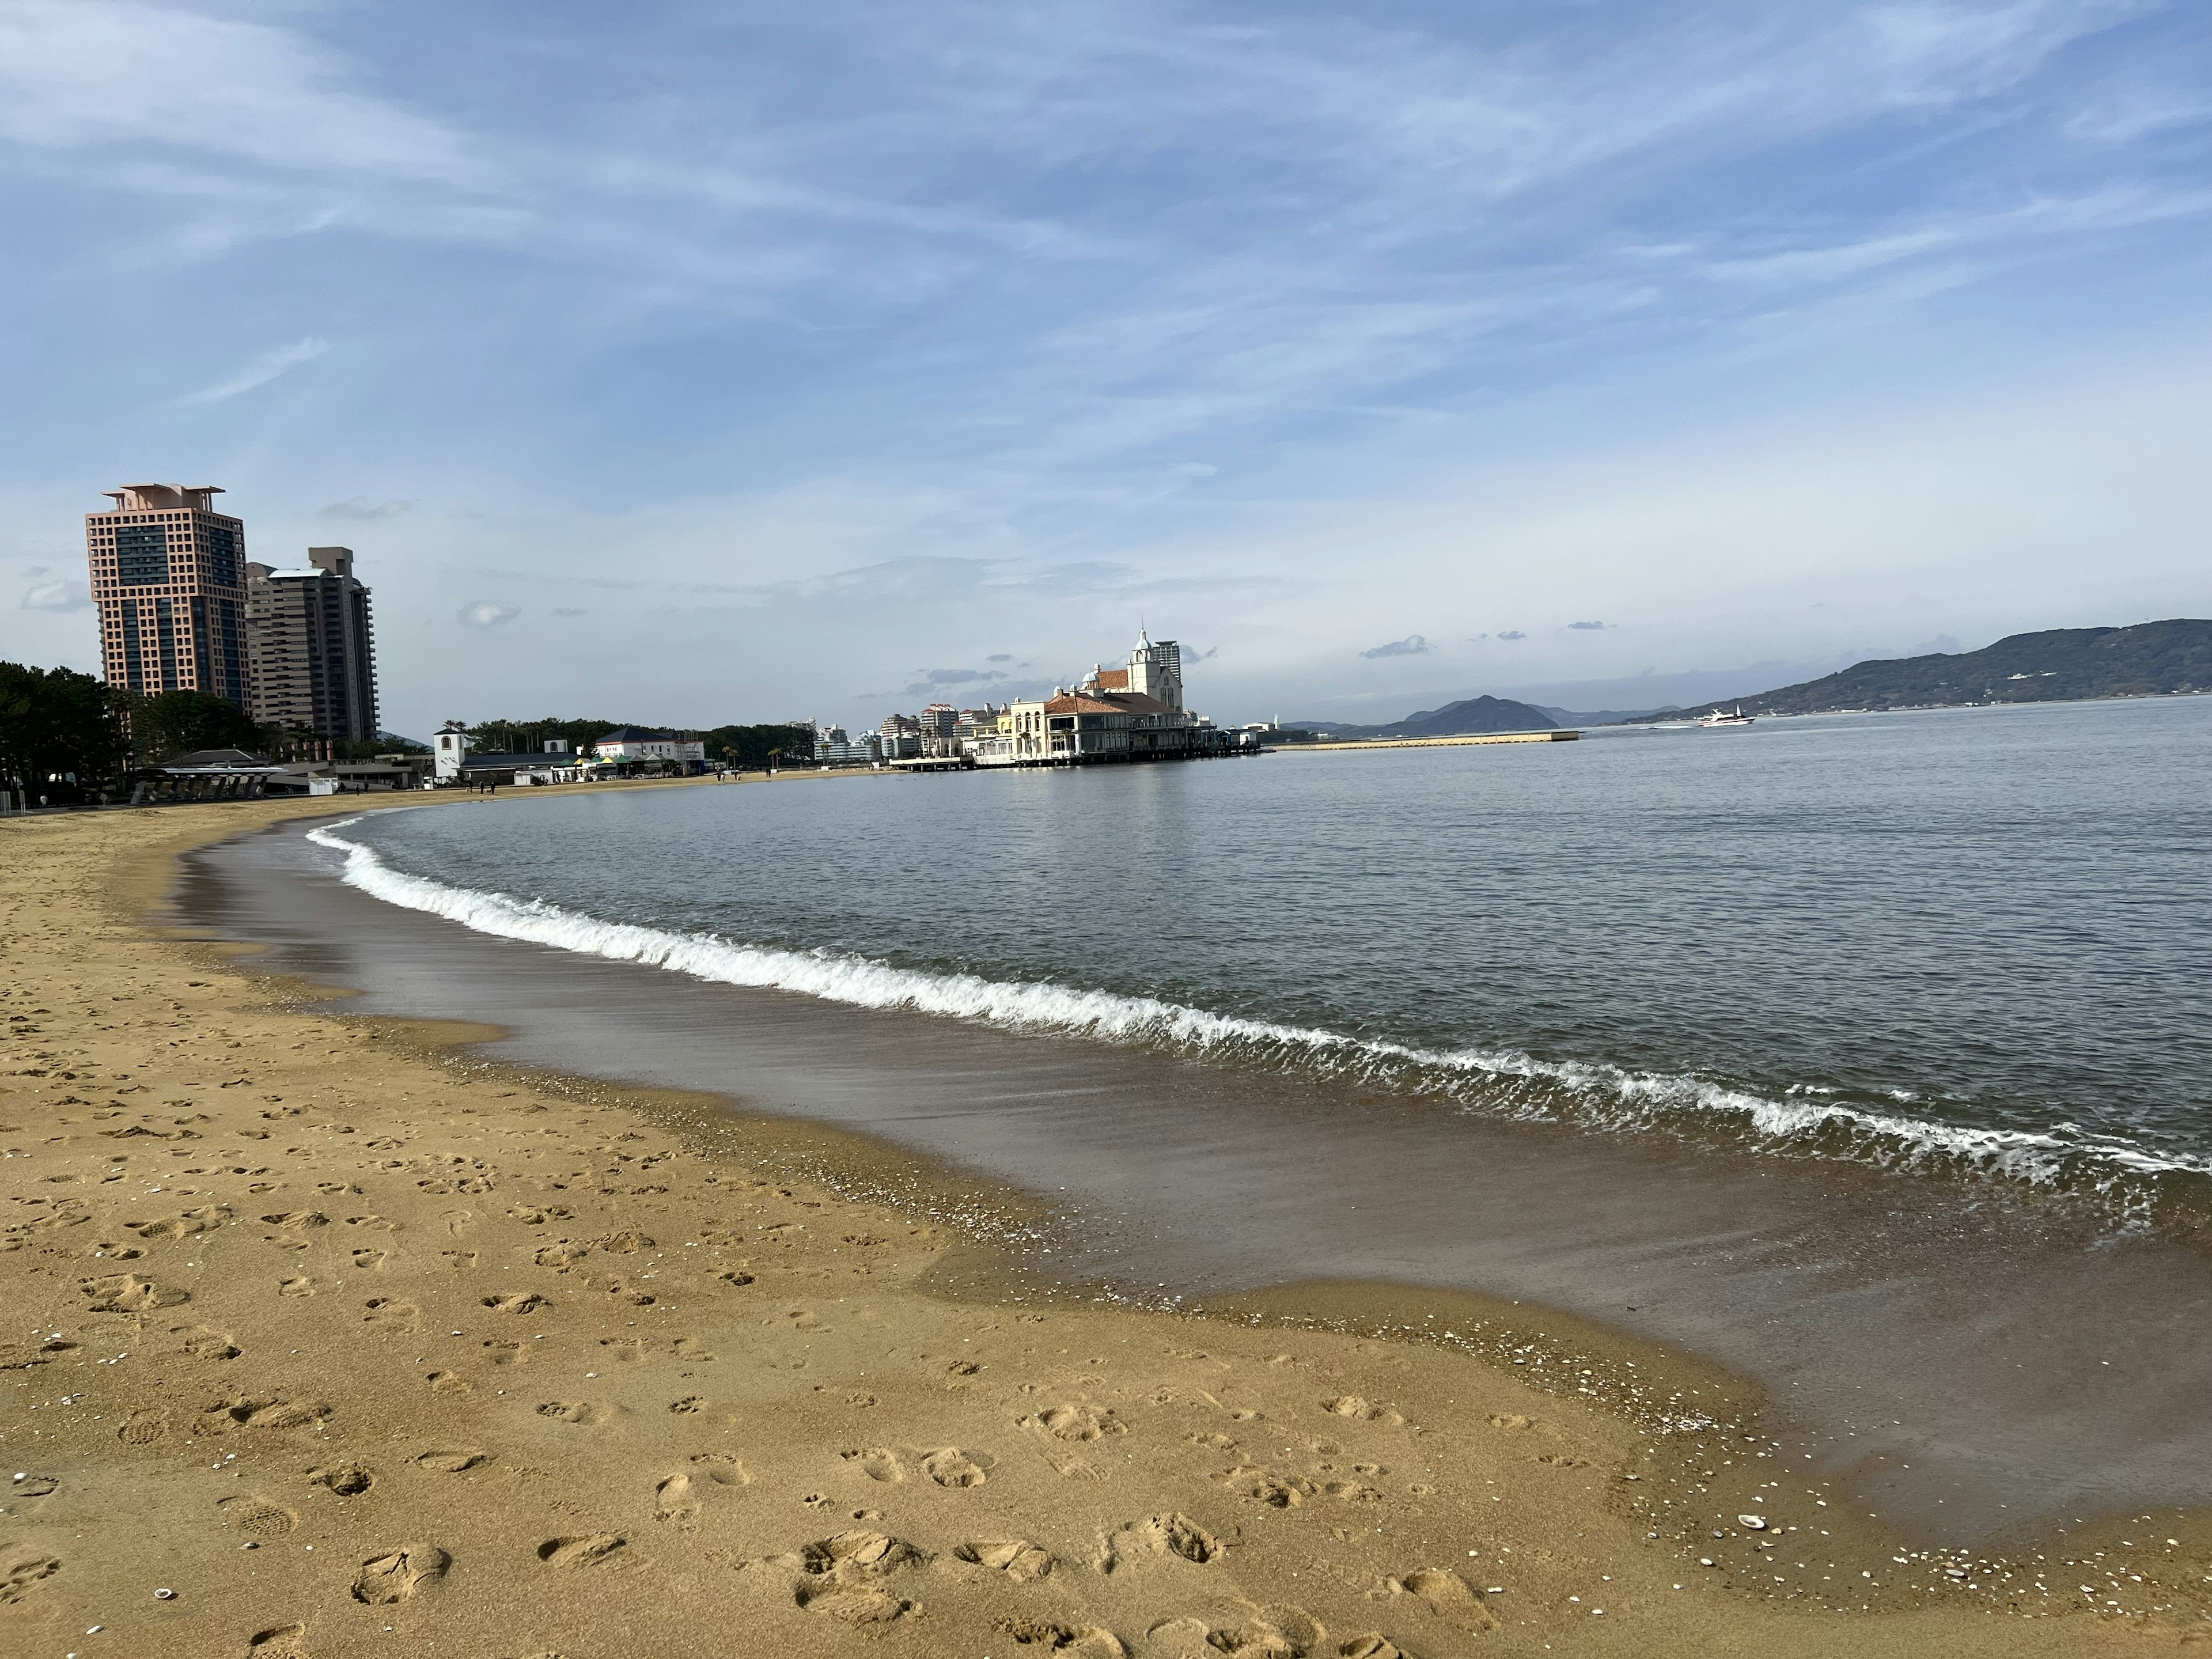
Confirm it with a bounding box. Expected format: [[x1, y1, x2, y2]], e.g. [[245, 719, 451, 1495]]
[[2, 796, 2199, 1657]]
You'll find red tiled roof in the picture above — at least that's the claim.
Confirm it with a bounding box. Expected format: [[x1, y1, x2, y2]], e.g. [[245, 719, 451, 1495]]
[[1043, 693, 1127, 714], [1094, 668, 1130, 690]]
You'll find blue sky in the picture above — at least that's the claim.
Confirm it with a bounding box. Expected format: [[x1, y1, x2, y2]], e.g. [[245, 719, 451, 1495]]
[[2, 0, 2208, 735]]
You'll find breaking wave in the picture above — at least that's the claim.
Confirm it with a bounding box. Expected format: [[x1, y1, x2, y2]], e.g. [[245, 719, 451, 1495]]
[[306, 820, 2211, 1227]]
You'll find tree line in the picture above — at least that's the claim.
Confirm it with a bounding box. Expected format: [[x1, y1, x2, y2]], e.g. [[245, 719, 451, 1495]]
[[1, 658, 822, 804], [2, 662, 418, 803], [461, 717, 816, 770]]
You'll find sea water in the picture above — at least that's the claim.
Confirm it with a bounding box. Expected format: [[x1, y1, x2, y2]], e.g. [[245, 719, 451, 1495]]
[[316, 696, 2212, 1233]]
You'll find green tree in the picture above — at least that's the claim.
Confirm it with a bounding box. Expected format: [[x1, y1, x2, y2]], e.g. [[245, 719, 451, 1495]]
[[129, 689, 266, 762], [703, 724, 815, 768], [0, 661, 129, 798]]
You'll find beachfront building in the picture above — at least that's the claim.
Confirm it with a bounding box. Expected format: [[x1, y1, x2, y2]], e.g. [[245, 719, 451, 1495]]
[[591, 727, 706, 771], [969, 631, 1233, 767], [813, 725, 882, 766], [878, 713, 922, 760], [244, 546, 380, 743], [85, 483, 249, 706], [433, 725, 586, 785]]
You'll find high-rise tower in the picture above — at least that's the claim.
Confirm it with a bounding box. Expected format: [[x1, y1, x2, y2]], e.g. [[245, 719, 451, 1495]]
[[85, 483, 248, 706], [1126, 629, 1183, 711], [244, 547, 380, 743]]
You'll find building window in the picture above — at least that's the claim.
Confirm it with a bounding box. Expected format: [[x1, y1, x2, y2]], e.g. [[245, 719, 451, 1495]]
[[116, 523, 169, 585]]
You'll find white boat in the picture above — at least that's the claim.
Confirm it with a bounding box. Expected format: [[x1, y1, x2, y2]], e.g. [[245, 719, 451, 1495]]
[[1698, 706, 1756, 728]]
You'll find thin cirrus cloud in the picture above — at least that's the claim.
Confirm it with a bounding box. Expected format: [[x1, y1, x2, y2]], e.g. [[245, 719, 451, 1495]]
[[1567, 620, 1609, 630], [177, 337, 329, 404], [319, 497, 413, 521], [457, 601, 520, 628]]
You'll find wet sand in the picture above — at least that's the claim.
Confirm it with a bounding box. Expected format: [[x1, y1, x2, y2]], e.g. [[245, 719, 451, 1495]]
[[2, 792, 2205, 1657]]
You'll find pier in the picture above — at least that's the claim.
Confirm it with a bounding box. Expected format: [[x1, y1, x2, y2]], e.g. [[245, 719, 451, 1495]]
[[1280, 729, 1580, 752]]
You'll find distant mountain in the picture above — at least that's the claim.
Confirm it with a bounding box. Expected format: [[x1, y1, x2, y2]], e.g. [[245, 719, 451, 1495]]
[[1533, 704, 1672, 727], [1391, 695, 1557, 736], [1282, 695, 1557, 740], [1627, 620, 2212, 721]]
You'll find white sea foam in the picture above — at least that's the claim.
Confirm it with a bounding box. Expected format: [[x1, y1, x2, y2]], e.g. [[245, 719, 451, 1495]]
[[304, 820, 2212, 1199]]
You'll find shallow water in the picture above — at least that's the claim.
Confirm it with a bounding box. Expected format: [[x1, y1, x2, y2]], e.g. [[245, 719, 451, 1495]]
[[178, 696, 2212, 1540], [336, 698, 2212, 1223]]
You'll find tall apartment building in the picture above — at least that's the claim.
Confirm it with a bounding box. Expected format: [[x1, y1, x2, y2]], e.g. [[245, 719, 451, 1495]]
[[244, 547, 380, 743], [85, 483, 248, 705]]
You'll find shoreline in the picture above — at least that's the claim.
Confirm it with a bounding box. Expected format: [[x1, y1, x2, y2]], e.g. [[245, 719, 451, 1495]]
[[2, 798, 2202, 1655]]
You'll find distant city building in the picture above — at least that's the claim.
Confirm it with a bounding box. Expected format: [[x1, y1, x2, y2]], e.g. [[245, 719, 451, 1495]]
[[813, 725, 883, 766], [244, 546, 380, 742], [878, 712, 922, 760], [918, 702, 961, 757], [85, 483, 248, 707], [970, 630, 1228, 766]]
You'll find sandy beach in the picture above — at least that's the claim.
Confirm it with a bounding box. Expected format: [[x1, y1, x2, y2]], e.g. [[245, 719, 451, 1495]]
[[2, 792, 2202, 1658]]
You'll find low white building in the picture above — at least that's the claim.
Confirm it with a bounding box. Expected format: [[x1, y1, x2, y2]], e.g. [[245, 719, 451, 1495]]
[[592, 726, 706, 768]]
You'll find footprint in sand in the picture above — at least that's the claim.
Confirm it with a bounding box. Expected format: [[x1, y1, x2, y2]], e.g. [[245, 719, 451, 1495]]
[[1096, 1514, 1222, 1573], [482, 1293, 548, 1314], [9, 1475, 58, 1499], [1220, 1466, 1313, 1510], [921, 1447, 993, 1488], [350, 1544, 449, 1605], [210, 1397, 335, 1433], [1018, 1404, 1126, 1442], [1321, 1396, 1404, 1425], [955, 1539, 1054, 1582], [537, 1534, 626, 1567], [246, 1623, 310, 1659], [796, 1583, 911, 1624], [535, 1400, 609, 1425], [690, 1452, 750, 1484], [116, 1411, 169, 1445], [1337, 1638, 1408, 1659], [425, 1370, 472, 1397], [482, 1340, 527, 1366], [842, 1448, 906, 1483], [362, 1298, 422, 1331], [597, 1338, 647, 1362], [278, 1277, 317, 1298], [350, 1249, 390, 1271], [996, 1619, 1120, 1654], [438, 1251, 479, 1270], [218, 1495, 298, 1538], [1201, 1606, 1324, 1657], [412, 1449, 488, 1473], [1389, 1568, 1498, 1633], [655, 1473, 703, 1522], [1486, 1414, 1530, 1432], [80, 1272, 190, 1312], [308, 1462, 374, 1495], [0, 1550, 62, 1604], [173, 1325, 241, 1361]]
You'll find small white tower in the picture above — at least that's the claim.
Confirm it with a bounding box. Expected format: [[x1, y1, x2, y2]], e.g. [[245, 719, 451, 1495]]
[[434, 724, 475, 782], [1126, 630, 1183, 712]]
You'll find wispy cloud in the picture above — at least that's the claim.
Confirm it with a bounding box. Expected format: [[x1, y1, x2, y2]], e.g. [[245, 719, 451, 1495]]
[[319, 497, 413, 521], [179, 337, 329, 404], [457, 601, 521, 628], [1361, 635, 1430, 659], [21, 578, 89, 612]]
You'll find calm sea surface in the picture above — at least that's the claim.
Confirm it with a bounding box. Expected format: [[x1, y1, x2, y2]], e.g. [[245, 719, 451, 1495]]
[[329, 696, 2212, 1230]]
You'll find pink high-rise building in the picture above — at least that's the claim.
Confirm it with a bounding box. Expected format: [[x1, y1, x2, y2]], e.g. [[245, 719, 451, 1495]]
[[84, 483, 248, 706]]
